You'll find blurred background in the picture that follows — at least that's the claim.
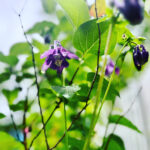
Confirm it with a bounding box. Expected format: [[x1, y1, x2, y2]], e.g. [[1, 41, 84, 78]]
[[0, 0, 150, 149]]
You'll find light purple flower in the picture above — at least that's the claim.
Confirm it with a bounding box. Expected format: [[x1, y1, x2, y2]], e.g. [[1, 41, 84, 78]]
[[105, 59, 120, 76], [40, 41, 78, 74]]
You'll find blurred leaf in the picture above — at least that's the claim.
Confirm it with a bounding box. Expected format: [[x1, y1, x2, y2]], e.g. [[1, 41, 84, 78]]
[[73, 19, 117, 55], [2, 88, 21, 104], [10, 101, 25, 112], [109, 115, 142, 133], [100, 134, 125, 150], [145, 0, 150, 16], [56, 0, 90, 28], [10, 42, 31, 56], [16, 73, 34, 82], [90, 0, 106, 17], [41, 0, 56, 13], [26, 21, 56, 36], [0, 52, 19, 66], [32, 39, 49, 53], [0, 113, 6, 119], [0, 132, 24, 150], [68, 137, 84, 150], [0, 72, 11, 83], [51, 85, 80, 98]]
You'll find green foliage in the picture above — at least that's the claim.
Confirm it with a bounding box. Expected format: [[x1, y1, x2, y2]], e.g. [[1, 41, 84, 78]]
[[0, 113, 6, 119], [10, 42, 32, 56], [73, 19, 117, 55], [100, 134, 125, 150], [109, 115, 142, 133], [56, 0, 90, 28], [0, 72, 11, 83], [0, 52, 19, 66], [2, 88, 21, 104], [0, 132, 24, 150], [9, 101, 25, 112]]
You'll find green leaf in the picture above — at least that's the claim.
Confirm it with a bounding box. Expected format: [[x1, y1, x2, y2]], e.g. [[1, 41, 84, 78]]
[[2, 88, 21, 104], [10, 42, 32, 56], [0, 113, 6, 119], [109, 115, 142, 133], [56, 0, 90, 28], [68, 137, 84, 150], [0, 132, 24, 150], [0, 72, 11, 83], [51, 85, 80, 98], [9, 101, 25, 112], [42, 0, 56, 13], [73, 19, 117, 55], [26, 21, 56, 36], [0, 52, 19, 66], [100, 134, 125, 150], [16, 73, 34, 82]]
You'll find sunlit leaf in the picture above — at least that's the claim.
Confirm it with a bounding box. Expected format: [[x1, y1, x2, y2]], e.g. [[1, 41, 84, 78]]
[[109, 115, 142, 133], [56, 0, 90, 28], [0, 132, 24, 150], [73, 19, 117, 55]]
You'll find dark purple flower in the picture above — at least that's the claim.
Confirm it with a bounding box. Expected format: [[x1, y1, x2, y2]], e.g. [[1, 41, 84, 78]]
[[113, 0, 143, 25], [44, 34, 51, 44], [133, 45, 149, 70], [105, 59, 120, 76], [41, 41, 78, 74]]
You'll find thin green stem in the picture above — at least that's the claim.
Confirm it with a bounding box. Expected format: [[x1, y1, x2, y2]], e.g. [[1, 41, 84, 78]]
[[95, 42, 128, 125], [83, 23, 113, 150]]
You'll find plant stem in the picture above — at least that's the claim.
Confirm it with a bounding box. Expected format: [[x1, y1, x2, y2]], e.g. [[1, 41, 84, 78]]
[[83, 23, 113, 150]]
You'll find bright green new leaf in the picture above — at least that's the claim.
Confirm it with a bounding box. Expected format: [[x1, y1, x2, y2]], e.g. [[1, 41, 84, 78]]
[[0, 52, 19, 66], [109, 115, 142, 133], [0, 132, 24, 150], [73, 19, 117, 55], [10, 42, 32, 56], [0, 113, 6, 119], [56, 0, 90, 28]]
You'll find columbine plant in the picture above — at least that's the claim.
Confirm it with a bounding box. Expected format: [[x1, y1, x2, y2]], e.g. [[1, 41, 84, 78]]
[[40, 40, 78, 74]]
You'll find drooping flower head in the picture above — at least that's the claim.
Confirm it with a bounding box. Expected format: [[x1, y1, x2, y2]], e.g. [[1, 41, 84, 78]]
[[105, 59, 120, 76], [113, 0, 143, 25], [40, 41, 78, 74], [133, 45, 149, 70]]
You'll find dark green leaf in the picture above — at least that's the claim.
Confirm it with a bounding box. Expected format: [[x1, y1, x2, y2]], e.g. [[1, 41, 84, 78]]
[[0, 72, 11, 83], [10, 42, 32, 56], [0, 113, 6, 119], [0, 52, 19, 66], [109, 115, 142, 133], [100, 134, 125, 150], [73, 19, 117, 55], [16, 73, 34, 82], [9, 101, 25, 112]]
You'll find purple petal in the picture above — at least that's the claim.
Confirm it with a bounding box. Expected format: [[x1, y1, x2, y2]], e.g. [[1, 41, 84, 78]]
[[41, 61, 52, 72], [67, 51, 79, 59], [54, 40, 61, 49], [57, 66, 64, 74], [62, 60, 69, 68], [40, 49, 54, 59]]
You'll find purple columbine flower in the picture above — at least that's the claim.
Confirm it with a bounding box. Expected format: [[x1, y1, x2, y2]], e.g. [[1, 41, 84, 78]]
[[113, 0, 143, 25], [133, 45, 149, 71], [105, 59, 120, 76], [40, 41, 78, 74]]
